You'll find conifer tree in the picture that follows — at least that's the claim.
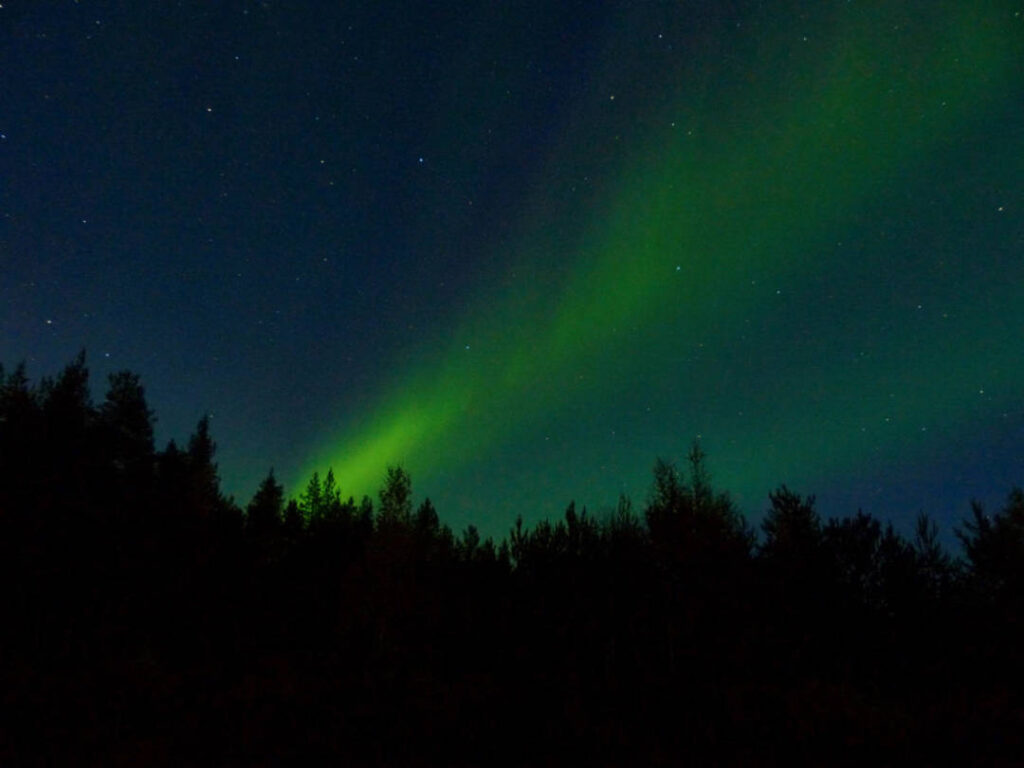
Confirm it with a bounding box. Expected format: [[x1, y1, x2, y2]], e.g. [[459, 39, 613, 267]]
[[300, 471, 323, 523], [378, 465, 412, 528], [247, 469, 285, 536]]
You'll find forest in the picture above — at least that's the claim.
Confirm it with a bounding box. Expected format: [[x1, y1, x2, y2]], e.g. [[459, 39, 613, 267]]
[[1, 353, 1022, 765]]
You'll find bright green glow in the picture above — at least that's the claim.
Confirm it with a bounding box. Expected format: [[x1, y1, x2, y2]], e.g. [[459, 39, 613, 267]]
[[300, 2, 1022, 512], [318, 399, 457, 497]]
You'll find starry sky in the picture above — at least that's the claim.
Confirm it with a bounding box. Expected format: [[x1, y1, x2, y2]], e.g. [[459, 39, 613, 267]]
[[2, 0, 1022, 542]]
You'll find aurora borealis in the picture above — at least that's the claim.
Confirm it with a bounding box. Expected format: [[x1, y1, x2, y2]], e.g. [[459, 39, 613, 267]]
[[2, 1, 1022, 539]]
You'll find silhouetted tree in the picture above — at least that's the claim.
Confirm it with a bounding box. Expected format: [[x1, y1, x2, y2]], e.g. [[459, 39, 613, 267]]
[[98, 371, 154, 468], [646, 457, 685, 535], [0, 362, 42, 513], [875, 521, 918, 617], [0, 362, 38, 432], [95, 371, 155, 507], [156, 438, 189, 508], [912, 512, 955, 601], [38, 351, 94, 505], [823, 512, 881, 605], [299, 470, 323, 522], [246, 468, 284, 538], [563, 501, 599, 559], [414, 497, 440, 538], [609, 493, 641, 535], [319, 468, 342, 521], [601, 494, 647, 574], [645, 442, 752, 567], [460, 524, 481, 560], [357, 494, 374, 534], [378, 464, 412, 529], [282, 498, 304, 539], [957, 489, 1024, 607], [761, 486, 822, 560], [186, 414, 226, 515], [757, 485, 830, 636], [39, 350, 91, 436], [821, 511, 916, 616], [161, 416, 241, 552]]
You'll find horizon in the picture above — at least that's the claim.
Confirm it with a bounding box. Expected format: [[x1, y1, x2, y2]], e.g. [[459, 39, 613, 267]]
[[3, 348, 1019, 555]]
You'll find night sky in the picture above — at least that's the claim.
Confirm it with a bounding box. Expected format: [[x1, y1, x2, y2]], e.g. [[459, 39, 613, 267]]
[[3, 0, 1022, 542]]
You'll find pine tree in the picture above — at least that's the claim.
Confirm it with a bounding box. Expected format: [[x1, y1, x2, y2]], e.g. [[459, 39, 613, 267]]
[[414, 498, 440, 539], [40, 351, 94, 471], [99, 371, 155, 467], [247, 468, 285, 536], [760, 486, 821, 562], [186, 414, 224, 516], [378, 465, 412, 529], [98, 371, 155, 499], [0, 362, 41, 510], [282, 498, 304, 540], [299, 471, 323, 523], [912, 513, 955, 600], [645, 442, 751, 565], [957, 489, 1024, 605]]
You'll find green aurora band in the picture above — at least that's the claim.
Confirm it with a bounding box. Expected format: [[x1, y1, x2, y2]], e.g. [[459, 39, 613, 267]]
[[300, 2, 1023, 521]]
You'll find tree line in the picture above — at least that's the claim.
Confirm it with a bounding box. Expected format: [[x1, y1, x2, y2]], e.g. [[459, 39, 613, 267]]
[[1, 353, 1022, 765]]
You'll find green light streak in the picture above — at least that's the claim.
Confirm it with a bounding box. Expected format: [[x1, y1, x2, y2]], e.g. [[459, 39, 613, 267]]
[[299, 2, 1022, 505]]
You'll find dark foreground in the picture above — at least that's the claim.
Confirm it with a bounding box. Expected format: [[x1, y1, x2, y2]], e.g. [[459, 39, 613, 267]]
[[2, 355, 1023, 765]]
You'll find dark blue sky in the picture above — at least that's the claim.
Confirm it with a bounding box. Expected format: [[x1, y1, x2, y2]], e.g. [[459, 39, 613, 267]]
[[3, 0, 1022, 544]]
